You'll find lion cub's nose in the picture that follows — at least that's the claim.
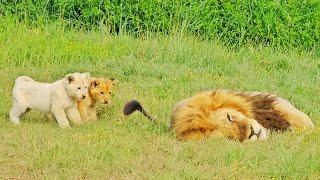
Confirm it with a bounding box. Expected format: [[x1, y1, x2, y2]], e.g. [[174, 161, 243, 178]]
[[82, 95, 86, 99], [104, 100, 108, 104]]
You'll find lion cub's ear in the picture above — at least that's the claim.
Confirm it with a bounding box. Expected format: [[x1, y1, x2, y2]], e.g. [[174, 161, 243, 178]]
[[110, 78, 118, 85], [83, 72, 90, 79], [66, 74, 74, 84], [91, 79, 100, 87]]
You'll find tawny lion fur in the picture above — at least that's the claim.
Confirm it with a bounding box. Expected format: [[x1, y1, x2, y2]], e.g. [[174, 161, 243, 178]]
[[77, 77, 117, 122], [171, 90, 314, 141], [124, 89, 314, 141]]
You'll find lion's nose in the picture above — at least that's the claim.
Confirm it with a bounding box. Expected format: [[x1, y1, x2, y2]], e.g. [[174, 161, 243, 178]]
[[104, 100, 108, 104], [249, 126, 261, 139], [249, 127, 256, 139]]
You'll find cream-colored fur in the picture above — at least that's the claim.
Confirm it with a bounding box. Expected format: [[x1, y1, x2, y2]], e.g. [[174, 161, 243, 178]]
[[9, 72, 90, 128]]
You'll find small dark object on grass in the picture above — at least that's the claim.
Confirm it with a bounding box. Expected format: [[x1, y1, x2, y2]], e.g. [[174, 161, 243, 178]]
[[123, 100, 156, 122]]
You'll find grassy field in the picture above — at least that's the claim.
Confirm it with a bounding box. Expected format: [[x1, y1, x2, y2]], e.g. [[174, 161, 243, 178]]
[[0, 18, 320, 179]]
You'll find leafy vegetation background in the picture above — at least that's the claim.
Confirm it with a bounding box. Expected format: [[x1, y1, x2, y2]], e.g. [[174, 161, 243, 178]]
[[1, 0, 319, 50]]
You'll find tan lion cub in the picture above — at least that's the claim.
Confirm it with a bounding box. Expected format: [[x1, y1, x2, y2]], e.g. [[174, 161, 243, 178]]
[[77, 77, 117, 122], [10, 72, 90, 128]]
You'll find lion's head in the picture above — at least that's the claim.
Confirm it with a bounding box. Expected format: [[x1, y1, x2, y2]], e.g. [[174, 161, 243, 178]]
[[171, 91, 268, 142], [208, 109, 268, 141], [89, 78, 117, 105]]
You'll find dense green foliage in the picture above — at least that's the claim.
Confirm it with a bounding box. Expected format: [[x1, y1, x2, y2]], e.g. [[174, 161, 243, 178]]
[[1, 0, 319, 49]]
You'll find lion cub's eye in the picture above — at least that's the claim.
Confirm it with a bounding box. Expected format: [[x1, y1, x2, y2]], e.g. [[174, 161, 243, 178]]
[[85, 86, 88, 89], [109, 92, 112, 95], [77, 87, 81, 90], [100, 92, 104, 95]]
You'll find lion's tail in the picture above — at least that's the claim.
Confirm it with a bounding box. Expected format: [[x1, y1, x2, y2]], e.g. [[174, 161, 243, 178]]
[[123, 100, 156, 122]]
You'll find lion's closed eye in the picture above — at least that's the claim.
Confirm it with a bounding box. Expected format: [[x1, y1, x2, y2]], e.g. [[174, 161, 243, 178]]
[[227, 113, 234, 122]]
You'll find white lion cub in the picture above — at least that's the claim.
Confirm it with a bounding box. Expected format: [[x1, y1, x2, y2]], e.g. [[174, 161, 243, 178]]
[[9, 72, 90, 128]]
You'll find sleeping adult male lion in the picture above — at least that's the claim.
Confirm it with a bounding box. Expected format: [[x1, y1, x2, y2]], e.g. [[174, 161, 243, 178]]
[[123, 89, 314, 141]]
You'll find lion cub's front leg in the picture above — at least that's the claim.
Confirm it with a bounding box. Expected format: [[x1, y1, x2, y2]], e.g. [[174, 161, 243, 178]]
[[88, 106, 97, 121], [78, 101, 90, 122], [45, 113, 54, 121], [51, 107, 70, 128], [66, 106, 82, 125]]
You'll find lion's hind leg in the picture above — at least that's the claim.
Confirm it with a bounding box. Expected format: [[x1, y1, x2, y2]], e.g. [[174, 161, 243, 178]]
[[9, 100, 29, 125], [273, 97, 314, 130]]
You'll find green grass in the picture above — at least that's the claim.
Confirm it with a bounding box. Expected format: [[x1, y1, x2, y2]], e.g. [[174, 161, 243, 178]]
[[0, 18, 320, 179]]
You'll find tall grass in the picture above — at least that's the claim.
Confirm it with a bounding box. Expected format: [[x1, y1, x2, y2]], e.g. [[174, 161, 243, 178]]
[[1, 0, 319, 50]]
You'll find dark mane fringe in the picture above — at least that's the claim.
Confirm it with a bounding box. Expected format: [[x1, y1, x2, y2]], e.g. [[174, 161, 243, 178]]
[[238, 93, 290, 131]]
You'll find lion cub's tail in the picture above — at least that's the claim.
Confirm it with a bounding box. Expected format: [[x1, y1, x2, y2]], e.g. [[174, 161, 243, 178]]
[[123, 100, 156, 122]]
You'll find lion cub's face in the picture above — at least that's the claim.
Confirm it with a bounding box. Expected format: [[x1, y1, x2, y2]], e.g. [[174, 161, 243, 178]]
[[212, 109, 268, 141], [89, 78, 117, 105], [65, 72, 90, 100]]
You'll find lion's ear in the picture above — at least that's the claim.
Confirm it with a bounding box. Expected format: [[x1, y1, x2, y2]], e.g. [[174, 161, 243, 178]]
[[83, 72, 90, 79], [227, 113, 234, 122], [91, 79, 100, 87], [110, 78, 118, 85], [66, 74, 74, 84]]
